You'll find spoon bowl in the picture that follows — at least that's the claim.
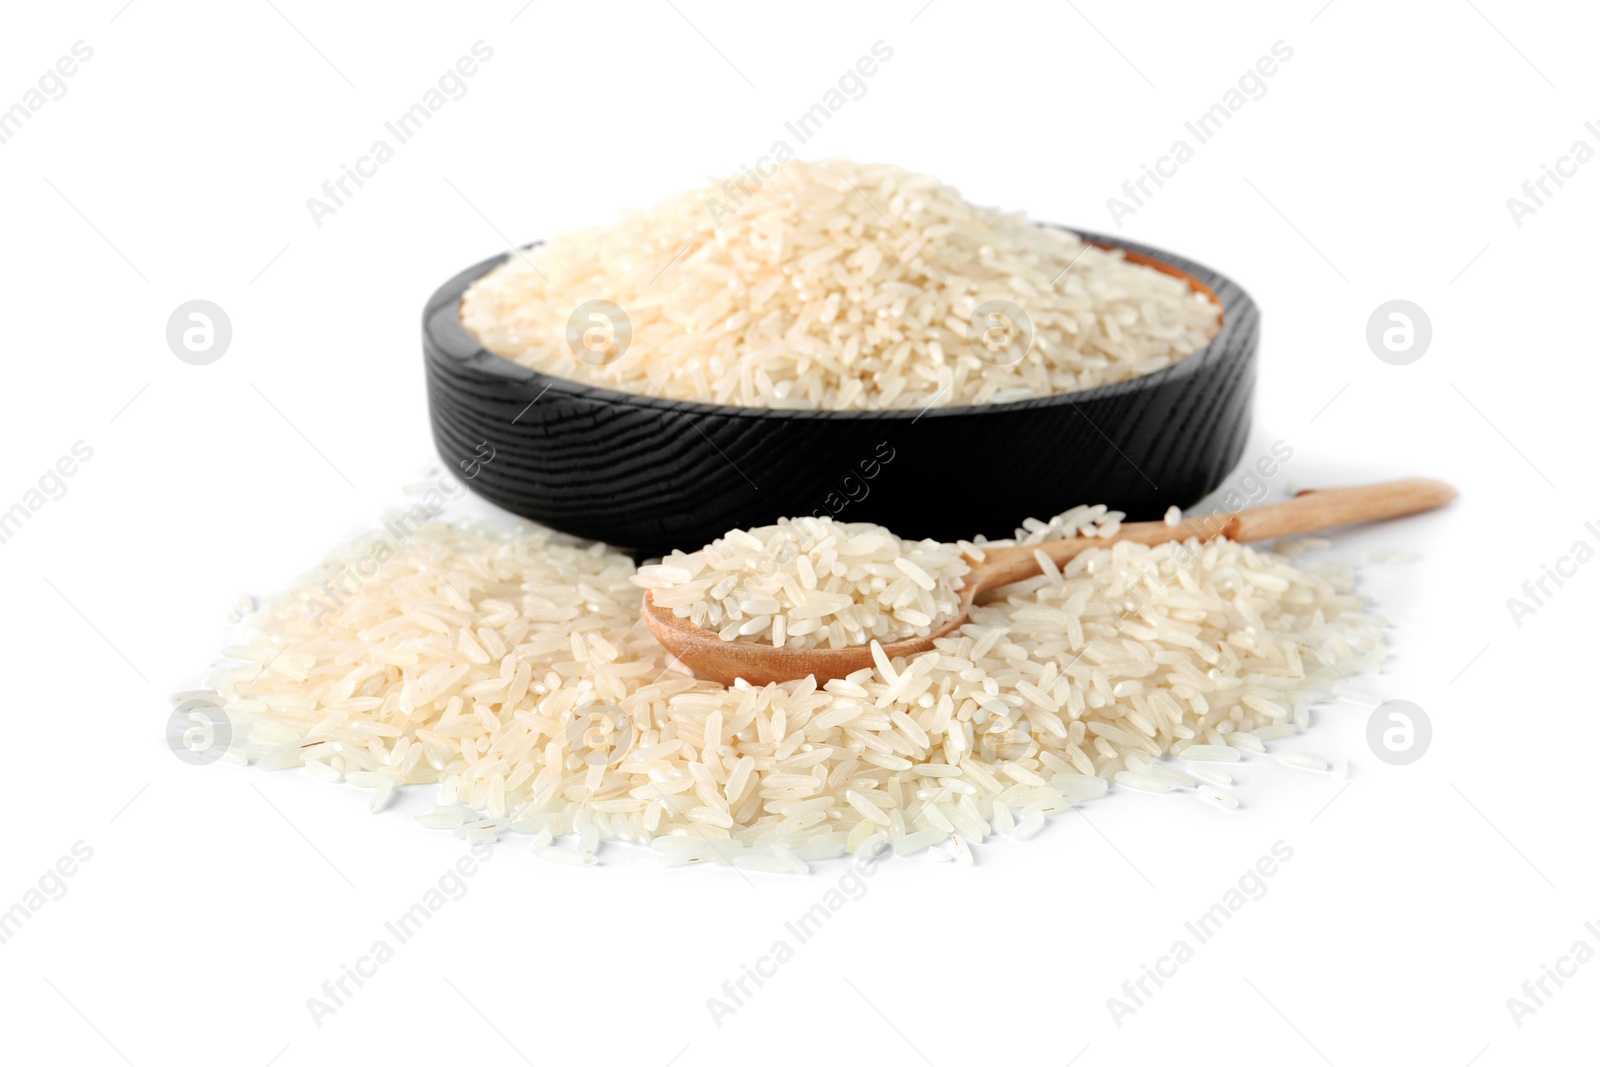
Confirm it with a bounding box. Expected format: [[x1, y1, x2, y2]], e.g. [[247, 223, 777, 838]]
[[642, 478, 1458, 687]]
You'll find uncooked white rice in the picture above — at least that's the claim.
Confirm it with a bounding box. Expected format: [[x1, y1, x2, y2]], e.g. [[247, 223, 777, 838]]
[[978, 504, 1127, 552], [459, 159, 1222, 410], [195, 505, 1383, 870], [632, 516, 969, 648]]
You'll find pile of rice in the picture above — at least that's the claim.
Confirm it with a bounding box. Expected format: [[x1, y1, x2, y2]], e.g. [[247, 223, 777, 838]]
[[194, 507, 1382, 871], [633, 516, 970, 648], [459, 159, 1222, 410]]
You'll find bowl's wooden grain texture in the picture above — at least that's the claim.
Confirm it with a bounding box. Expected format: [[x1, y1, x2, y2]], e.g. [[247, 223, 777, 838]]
[[423, 229, 1257, 557]]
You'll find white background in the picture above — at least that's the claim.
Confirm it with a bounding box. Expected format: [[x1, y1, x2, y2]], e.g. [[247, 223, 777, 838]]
[[0, 1, 1592, 1064]]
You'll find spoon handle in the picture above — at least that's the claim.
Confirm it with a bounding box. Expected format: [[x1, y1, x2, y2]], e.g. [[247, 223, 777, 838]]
[[1219, 477, 1457, 543], [1104, 477, 1457, 552], [987, 478, 1457, 587]]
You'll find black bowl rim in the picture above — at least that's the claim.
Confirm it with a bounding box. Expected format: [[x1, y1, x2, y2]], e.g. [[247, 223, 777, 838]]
[[424, 225, 1256, 423]]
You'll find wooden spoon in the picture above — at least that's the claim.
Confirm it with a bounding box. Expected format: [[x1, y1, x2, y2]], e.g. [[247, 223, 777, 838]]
[[642, 478, 1456, 686]]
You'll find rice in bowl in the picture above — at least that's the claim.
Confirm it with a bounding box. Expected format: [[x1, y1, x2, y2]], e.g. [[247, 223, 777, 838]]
[[459, 159, 1222, 411]]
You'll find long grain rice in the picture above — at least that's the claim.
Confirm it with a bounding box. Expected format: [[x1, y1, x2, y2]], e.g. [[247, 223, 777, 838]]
[[459, 159, 1222, 411], [198, 507, 1383, 869]]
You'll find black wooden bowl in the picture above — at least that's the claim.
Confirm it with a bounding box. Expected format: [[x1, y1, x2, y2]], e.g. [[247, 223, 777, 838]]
[[423, 229, 1257, 557]]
